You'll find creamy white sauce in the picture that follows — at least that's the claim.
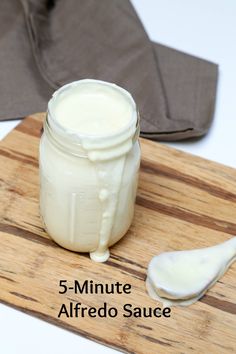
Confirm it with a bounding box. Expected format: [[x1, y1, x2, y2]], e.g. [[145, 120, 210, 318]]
[[41, 80, 139, 262], [54, 82, 133, 136], [146, 237, 236, 306]]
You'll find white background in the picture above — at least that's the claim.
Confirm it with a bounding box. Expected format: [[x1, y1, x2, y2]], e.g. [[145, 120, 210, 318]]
[[0, 1, 236, 353]]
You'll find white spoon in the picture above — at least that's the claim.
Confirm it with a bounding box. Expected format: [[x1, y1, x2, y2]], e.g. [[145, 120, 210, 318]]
[[146, 237, 236, 306]]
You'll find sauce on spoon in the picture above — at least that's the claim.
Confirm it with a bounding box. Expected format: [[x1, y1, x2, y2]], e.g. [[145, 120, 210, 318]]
[[146, 237, 236, 306]]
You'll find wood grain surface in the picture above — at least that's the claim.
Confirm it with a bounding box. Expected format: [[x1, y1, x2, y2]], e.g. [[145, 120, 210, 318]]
[[0, 113, 236, 353]]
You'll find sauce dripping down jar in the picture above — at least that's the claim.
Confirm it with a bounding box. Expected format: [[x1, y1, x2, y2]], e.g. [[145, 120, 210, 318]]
[[39, 79, 140, 262]]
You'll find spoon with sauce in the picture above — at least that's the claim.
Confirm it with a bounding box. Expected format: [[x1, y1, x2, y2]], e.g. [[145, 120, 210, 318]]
[[146, 237, 236, 306]]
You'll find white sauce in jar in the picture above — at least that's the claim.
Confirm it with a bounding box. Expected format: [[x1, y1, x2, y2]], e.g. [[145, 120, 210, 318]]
[[40, 80, 140, 262], [54, 82, 133, 136]]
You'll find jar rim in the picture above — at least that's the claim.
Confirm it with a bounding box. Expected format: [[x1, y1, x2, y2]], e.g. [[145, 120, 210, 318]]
[[44, 113, 140, 159], [47, 79, 138, 141], [45, 79, 140, 160]]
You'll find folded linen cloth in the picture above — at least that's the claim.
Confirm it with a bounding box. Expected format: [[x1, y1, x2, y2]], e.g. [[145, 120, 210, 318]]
[[0, 0, 218, 140]]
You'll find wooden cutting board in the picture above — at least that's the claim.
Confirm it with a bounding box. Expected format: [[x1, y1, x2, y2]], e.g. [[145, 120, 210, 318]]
[[0, 113, 236, 354]]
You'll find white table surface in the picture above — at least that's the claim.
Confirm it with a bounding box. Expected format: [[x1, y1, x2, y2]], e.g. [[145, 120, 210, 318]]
[[1, 1, 236, 353]]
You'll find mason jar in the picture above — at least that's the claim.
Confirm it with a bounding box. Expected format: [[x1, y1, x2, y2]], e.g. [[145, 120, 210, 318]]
[[39, 79, 140, 262]]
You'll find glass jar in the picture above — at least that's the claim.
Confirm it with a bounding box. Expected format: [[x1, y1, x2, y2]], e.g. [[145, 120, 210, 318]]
[[39, 79, 140, 262]]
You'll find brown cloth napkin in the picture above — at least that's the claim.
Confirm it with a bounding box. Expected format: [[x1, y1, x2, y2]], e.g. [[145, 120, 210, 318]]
[[0, 0, 218, 140]]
